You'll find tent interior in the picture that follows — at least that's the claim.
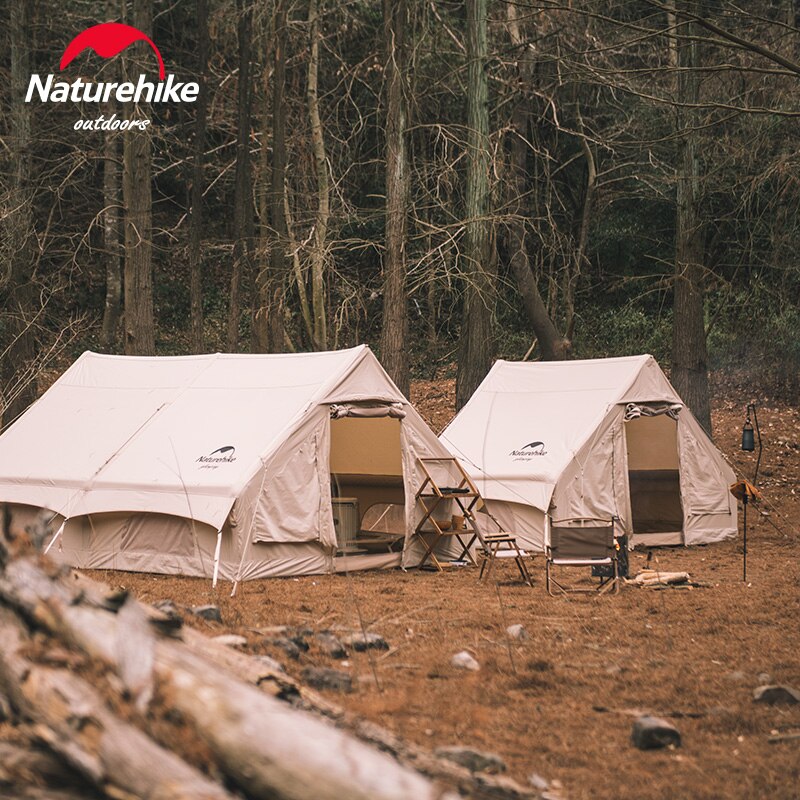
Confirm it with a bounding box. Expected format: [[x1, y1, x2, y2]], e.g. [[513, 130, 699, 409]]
[[625, 414, 683, 545], [329, 416, 406, 556]]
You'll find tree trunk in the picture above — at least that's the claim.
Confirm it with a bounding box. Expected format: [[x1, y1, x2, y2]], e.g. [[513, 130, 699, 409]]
[[122, 0, 156, 355], [254, 0, 289, 352], [671, 2, 711, 434], [227, 0, 254, 352], [456, 0, 494, 410], [506, 5, 568, 361], [379, 0, 410, 395], [1, 0, 37, 428], [307, 0, 329, 350], [100, 0, 122, 352], [564, 122, 596, 343], [253, 11, 273, 350], [188, 0, 209, 354], [267, 0, 289, 352]]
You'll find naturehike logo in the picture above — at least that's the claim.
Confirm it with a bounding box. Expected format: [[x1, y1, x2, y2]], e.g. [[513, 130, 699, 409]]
[[26, 22, 199, 131], [197, 446, 237, 469], [509, 441, 548, 459], [61, 23, 165, 79]]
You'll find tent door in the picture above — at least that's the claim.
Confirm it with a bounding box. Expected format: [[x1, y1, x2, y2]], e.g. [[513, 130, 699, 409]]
[[328, 415, 405, 556], [624, 414, 684, 546]]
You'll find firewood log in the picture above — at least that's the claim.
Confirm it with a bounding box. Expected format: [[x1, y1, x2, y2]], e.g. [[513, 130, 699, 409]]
[[0, 558, 457, 800], [0, 609, 236, 800], [0, 739, 91, 792]]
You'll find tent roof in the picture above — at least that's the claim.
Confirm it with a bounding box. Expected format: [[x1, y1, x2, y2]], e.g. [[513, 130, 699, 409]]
[[0, 346, 405, 527], [440, 355, 682, 509]]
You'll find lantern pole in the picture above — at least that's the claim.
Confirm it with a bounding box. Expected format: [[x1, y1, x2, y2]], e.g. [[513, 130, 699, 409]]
[[740, 403, 762, 583], [742, 491, 747, 582]]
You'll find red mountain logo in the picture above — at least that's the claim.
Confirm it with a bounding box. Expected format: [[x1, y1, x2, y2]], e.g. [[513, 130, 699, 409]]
[[60, 23, 165, 79]]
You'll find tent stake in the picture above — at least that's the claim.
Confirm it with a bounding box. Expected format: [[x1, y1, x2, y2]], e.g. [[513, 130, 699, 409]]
[[212, 529, 222, 588]]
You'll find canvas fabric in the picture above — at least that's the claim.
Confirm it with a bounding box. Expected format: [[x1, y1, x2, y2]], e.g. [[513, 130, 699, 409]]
[[0, 346, 455, 579], [441, 355, 736, 549]]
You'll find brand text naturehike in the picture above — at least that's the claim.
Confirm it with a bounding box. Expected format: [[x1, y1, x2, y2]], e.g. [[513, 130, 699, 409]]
[[26, 74, 199, 104]]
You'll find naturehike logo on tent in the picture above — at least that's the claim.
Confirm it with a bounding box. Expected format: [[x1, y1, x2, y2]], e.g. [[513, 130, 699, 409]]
[[25, 22, 199, 131], [197, 446, 237, 469], [509, 441, 548, 459]]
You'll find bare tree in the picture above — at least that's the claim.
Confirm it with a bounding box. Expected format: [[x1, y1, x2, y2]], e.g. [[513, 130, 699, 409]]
[[456, 0, 494, 409], [188, 0, 210, 354], [122, 0, 156, 355], [671, 2, 711, 433], [379, 0, 410, 394], [306, 0, 329, 350], [505, 4, 569, 361], [227, 0, 254, 352], [254, 0, 289, 353], [100, 0, 122, 351], [1, 0, 38, 426], [267, 0, 289, 352]]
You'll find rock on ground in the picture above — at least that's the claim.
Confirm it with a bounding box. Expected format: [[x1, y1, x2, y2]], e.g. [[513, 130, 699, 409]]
[[263, 637, 302, 660], [753, 685, 800, 705], [192, 604, 222, 623], [451, 651, 480, 671], [301, 666, 353, 693], [435, 746, 506, 774], [341, 631, 389, 652], [630, 715, 681, 750], [315, 632, 347, 659], [506, 624, 527, 641]]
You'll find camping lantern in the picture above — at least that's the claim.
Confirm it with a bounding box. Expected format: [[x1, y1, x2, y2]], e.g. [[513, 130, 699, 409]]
[[741, 404, 762, 484], [741, 417, 755, 451]]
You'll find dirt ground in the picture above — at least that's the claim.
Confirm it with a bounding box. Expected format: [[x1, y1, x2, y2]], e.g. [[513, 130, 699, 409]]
[[88, 381, 800, 800]]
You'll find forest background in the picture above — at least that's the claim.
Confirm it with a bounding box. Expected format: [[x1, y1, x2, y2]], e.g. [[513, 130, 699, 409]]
[[2, 0, 799, 435]]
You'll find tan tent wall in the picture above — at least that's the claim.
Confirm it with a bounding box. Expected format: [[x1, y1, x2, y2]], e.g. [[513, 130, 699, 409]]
[[330, 416, 405, 529], [626, 415, 679, 470], [551, 407, 631, 533], [330, 417, 403, 475], [54, 513, 227, 578], [483, 500, 546, 551], [677, 411, 737, 545]]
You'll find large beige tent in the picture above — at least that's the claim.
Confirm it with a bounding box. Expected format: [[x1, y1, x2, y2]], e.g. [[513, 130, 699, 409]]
[[0, 346, 457, 581], [440, 355, 737, 550]]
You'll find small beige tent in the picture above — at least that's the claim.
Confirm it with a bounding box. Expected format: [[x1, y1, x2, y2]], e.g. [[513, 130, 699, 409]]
[[0, 346, 456, 580], [440, 355, 737, 550]]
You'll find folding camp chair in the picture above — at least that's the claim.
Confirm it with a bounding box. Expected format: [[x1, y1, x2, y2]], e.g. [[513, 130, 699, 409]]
[[546, 517, 620, 596]]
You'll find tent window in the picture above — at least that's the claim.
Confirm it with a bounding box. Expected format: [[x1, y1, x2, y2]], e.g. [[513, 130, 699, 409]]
[[329, 416, 405, 555], [625, 414, 683, 536]]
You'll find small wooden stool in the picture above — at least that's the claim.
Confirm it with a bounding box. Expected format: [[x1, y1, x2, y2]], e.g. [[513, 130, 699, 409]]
[[478, 533, 533, 586]]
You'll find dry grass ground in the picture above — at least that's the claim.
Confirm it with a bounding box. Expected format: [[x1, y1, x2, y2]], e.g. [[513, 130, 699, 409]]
[[87, 385, 800, 800]]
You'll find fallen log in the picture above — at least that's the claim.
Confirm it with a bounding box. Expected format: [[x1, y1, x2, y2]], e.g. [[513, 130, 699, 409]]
[[0, 739, 93, 794], [0, 557, 459, 800], [72, 571, 538, 799], [77, 568, 539, 800], [0, 609, 236, 800]]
